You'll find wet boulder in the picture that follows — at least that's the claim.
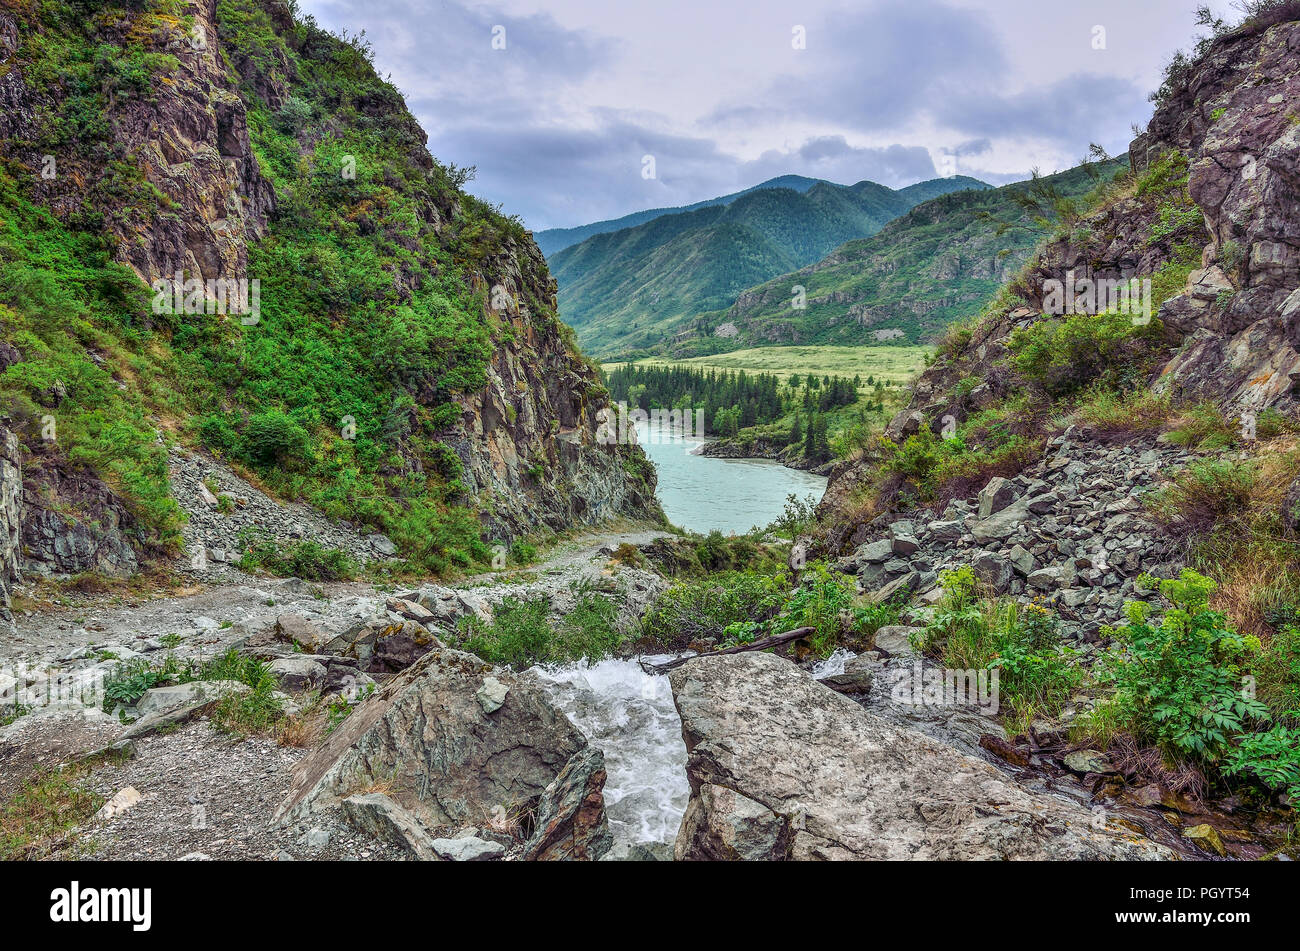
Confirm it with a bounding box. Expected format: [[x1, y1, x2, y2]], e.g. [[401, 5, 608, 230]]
[[275, 646, 611, 860], [669, 652, 1173, 860]]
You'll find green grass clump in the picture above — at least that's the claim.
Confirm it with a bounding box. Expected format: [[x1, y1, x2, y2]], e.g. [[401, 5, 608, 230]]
[[0, 767, 104, 861], [913, 567, 1081, 735], [235, 531, 357, 581], [203, 649, 284, 735], [456, 591, 623, 668]]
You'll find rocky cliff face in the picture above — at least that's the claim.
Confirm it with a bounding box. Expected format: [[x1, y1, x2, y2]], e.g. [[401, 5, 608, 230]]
[[1137, 14, 1300, 408], [441, 237, 658, 538], [822, 11, 1300, 527], [0, 424, 21, 630], [0, 0, 657, 579]]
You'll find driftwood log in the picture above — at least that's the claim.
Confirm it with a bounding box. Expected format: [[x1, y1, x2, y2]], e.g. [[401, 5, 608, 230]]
[[639, 627, 815, 675]]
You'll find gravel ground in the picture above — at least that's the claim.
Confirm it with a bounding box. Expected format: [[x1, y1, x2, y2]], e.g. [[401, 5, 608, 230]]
[[71, 723, 407, 861]]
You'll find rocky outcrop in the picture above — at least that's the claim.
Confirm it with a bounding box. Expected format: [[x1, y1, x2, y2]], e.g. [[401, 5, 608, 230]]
[[443, 241, 660, 539], [0, 423, 22, 630], [0, 0, 659, 585], [19, 455, 139, 579], [275, 645, 611, 860], [7, 0, 275, 288], [1137, 16, 1300, 410], [520, 746, 614, 861], [670, 652, 1172, 860]]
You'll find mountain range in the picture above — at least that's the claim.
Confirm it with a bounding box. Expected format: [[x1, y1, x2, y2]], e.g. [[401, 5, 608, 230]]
[[685, 159, 1128, 355], [550, 175, 989, 357], [533, 174, 826, 256]]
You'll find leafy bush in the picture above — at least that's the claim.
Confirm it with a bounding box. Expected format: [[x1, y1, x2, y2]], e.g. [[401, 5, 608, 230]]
[[102, 654, 190, 710], [769, 493, 818, 538], [774, 562, 858, 655], [1008, 311, 1163, 399], [876, 399, 1042, 502], [914, 568, 1081, 732], [1096, 571, 1265, 761], [1223, 723, 1300, 802], [641, 571, 786, 648], [242, 411, 313, 467], [236, 532, 357, 581], [508, 540, 537, 566]]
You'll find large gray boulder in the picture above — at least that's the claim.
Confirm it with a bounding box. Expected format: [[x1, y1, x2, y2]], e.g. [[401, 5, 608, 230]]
[[274, 646, 611, 860], [971, 497, 1031, 544], [669, 653, 1172, 860], [978, 476, 1019, 519]]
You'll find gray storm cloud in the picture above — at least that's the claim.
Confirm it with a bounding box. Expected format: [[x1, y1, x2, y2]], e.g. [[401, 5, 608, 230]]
[[296, 0, 1234, 230]]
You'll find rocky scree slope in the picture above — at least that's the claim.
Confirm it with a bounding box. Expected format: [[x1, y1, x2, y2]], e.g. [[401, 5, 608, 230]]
[[830, 428, 1192, 642], [0, 0, 657, 599]]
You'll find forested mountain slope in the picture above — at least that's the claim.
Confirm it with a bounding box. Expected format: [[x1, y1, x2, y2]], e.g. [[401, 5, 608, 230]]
[[533, 174, 826, 256], [707, 160, 1127, 351], [551, 174, 988, 356]]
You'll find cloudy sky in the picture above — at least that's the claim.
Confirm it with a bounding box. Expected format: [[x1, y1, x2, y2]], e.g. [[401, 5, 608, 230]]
[[298, 0, 1237, 231]]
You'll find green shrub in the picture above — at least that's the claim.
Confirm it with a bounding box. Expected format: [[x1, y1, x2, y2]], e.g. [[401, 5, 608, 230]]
[[641, 571, 785, 648], [1096, 571, 1266, 761], [457, 592, 623, 667], [102, 654, 192, 710], [508, 540, 537, 566], [1008, 311, 1163, 398], [774, 562, 858, 655], [1223, 723, 1300, 802], [242, 410, 313, 466], [915, 568, 1081, 733], [236, 532, 357, 581], [769, 493, 818, 538]]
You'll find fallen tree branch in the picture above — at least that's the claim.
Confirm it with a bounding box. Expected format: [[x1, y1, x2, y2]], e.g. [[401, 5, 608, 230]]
[[639, 627, 815, 675]]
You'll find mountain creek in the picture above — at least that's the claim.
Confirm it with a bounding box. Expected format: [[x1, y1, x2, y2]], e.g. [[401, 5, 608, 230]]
[[5, 502, 1288, 862]]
